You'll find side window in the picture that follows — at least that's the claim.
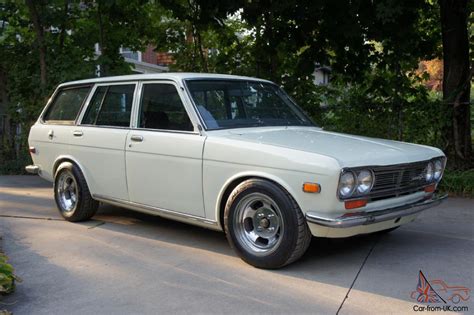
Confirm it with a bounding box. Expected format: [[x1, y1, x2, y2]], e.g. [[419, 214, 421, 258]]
[[43, 86, 91, 122], [139, 84, 193, 131], [82, 84, 135, 127]]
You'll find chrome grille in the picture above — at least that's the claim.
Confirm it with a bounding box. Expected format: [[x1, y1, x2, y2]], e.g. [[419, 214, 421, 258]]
[[369, 161, 428, 201]]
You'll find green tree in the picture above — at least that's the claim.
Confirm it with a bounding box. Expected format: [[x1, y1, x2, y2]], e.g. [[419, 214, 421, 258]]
[[439, 0, 472, 169], [85, 0, 158, 76], [0, 0, 160, 172]]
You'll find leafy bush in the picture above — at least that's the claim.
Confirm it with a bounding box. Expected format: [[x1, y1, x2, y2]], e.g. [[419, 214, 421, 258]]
[[0, 254, 17, 295], [439, 169, 474, 197], [307, 70, 447, 149], [0, 154, 32, 175]]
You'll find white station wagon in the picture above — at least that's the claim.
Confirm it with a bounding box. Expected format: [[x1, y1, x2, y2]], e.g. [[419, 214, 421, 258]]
[[27, 73, 447, 268]]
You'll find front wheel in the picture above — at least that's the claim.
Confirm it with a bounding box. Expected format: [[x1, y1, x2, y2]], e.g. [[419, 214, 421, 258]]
[[54, 162, 98, 222], [224, 179, 311, 269]]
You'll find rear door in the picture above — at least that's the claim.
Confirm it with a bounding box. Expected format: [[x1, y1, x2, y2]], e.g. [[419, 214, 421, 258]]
[[70, 82, 137, 201], [125, 81, 205, 217]]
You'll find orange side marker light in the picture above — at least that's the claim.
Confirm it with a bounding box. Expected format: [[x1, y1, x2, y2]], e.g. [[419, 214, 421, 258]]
[[302, 182, 321, 193]]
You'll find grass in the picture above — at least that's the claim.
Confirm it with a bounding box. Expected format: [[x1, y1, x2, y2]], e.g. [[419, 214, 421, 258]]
[[438, 168, 474, 197], [0, 255, 16, 296], [0, 238, 18, 315], [0, 235, 19, 296]]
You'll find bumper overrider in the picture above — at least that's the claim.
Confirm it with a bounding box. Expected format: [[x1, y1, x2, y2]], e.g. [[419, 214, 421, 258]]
[[25, 165, 40, 174], [306, 194, 447, 228]]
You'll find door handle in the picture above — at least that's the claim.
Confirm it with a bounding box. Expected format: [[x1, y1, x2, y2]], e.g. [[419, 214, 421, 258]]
[[48, 130, 54, 140], [130, 135, 143, 142], [73, 130, 83, 137]]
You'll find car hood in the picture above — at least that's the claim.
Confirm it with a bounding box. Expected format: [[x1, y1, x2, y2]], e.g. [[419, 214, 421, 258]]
[[210, 127, 443, 167]]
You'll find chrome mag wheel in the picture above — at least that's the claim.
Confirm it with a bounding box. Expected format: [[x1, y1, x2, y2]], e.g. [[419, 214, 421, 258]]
[[233, 192, 284, 254], [56, 171, 78, 212]]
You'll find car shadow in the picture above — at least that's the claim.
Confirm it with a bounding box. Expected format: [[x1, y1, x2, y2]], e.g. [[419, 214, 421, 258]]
[[93, 203, 380, 258], [89, 203, 382, 282]]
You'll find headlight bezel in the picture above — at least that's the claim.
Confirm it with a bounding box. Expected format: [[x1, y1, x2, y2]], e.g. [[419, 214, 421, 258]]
[[338, 169, 375, 200], [356, 169, 374, 194], [338, 171, 356, 198], [425, 157, 446, 183], [433, 159, 444, 181], [425, 161, 434, 182]]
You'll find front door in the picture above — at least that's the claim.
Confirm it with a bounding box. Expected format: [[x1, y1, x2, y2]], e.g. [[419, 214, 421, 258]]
[[125, 81, 205, 217]]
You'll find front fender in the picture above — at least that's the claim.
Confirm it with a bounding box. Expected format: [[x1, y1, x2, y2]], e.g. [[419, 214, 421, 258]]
[[214, 170, 300, 228], [203, 160, 340, 230]]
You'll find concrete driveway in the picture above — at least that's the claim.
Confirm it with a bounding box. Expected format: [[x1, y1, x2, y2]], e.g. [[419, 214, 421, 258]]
[[0, 175, 473, 314]]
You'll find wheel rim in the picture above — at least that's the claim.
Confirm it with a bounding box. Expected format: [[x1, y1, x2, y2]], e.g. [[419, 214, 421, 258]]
[[57, 171, 78, 212], [233, 192, 284, 255]]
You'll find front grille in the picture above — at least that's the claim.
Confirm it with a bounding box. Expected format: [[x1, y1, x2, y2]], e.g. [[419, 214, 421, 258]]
[[369, 160, 428, 201]]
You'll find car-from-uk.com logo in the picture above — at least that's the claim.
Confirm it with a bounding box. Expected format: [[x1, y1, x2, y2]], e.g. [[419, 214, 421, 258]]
[[411, 270, 470, 312]]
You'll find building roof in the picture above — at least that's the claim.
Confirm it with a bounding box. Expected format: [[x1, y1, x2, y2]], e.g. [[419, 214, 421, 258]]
[[124, 57, 169, 73], [59, 73, 273, 88]]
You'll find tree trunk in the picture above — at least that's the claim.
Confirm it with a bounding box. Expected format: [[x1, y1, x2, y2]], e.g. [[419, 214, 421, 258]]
[[439, 0, 472, 169], [25, 0, 47, 89], [195, 30, 208, 72], [58, 0, 69, 51], [97, 1, 107, 76]]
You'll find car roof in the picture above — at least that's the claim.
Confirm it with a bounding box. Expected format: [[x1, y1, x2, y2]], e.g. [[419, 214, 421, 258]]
[[59, 72, 274, 88]]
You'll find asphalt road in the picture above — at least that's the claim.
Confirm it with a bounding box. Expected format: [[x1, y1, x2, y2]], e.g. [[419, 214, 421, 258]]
[[0, 175, 473, 315]]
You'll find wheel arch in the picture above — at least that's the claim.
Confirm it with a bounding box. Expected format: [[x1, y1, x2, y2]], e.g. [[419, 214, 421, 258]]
[[52, 155, 90, 185], [216, 172, 299, 231]]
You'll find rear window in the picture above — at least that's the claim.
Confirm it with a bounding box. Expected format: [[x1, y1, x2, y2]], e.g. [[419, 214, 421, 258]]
[[43, 86, 91, 122]]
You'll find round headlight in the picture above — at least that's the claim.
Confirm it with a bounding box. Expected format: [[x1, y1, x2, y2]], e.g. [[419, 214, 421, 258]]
[[339, 172, 356, 198], [357, 170, 373, 194], [434, 159, 443, 181], [425, 162, 434, 182]]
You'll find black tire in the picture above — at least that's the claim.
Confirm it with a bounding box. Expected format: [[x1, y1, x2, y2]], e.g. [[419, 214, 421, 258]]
[[54, 162, 98, 222], [224, 179, 311, 269]]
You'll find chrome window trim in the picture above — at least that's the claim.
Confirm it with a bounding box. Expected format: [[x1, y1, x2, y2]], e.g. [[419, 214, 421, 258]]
[[39, 84, 93, 125], [132, 80, 201, 134], [131, 127, 199, 135], [74, 124, 131, 130], [182, 78, 315, 131], [77, 81, 139, 128]]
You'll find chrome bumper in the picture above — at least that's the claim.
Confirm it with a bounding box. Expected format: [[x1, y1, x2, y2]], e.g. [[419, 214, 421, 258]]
[[25, 165, 40, 174], [306, 194, 447, 228]]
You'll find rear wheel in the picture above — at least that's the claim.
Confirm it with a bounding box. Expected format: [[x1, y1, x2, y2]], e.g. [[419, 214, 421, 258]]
[[54, 162, 98, 222], [224, 179, 311, 269]]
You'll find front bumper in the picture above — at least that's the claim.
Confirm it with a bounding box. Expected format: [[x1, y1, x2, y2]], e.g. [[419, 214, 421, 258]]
[[306, 194, 447, 229]]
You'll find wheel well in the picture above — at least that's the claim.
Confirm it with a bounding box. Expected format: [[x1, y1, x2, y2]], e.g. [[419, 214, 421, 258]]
[[218, 176, 291, 230], [52, 158, 76, 177]]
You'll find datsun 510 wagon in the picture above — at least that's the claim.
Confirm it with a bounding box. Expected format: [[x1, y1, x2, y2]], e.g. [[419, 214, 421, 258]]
[[26, 73, 447, 268]]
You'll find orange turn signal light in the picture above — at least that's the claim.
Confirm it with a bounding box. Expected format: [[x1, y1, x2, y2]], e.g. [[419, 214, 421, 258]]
[[424, 184, 436, 193], [302, 182, 321, 193], [345, 199, 368, 210]]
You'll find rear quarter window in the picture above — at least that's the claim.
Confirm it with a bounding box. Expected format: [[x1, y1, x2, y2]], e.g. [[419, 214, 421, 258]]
[[43, 86, 91, 123]]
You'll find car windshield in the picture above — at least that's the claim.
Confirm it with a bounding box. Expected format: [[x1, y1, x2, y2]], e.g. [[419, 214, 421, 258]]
[[185, 79, 314, 130]]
